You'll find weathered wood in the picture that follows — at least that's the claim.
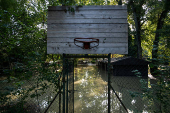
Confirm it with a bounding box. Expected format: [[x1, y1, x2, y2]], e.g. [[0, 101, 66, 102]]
[[47, 37, 128, 43], [47, 24, 128, 30], [47, 28, 128, 33], [47, 5, 128, 54], [47, 32, 127, 38], [47, 43, 128, 48], [47, 19, 127, 24], [48, 10, 127, 17], [48, 5, 127, 11], [47, 47, 128, 54], [47, 14, 127, 19]]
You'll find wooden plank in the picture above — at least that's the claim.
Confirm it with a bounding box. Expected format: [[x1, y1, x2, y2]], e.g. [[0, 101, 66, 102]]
[[47, 47, 128, 54], [47, 24, 128, 29], [47, 37, 128, 43], [48, 6, 127, 11], [47, 28, 128, 33], [47, 14, 127, 19], [47, 42, 128, 48], [47, 32, 127, 38], [47, 18, 127, 24], [48, 10, 127, 16]]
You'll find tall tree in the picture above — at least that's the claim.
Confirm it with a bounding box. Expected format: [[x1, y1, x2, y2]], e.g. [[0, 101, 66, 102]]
[[128, 0, 146, 59], [116, 0, 122, 5], [150, 0, 170, 76]]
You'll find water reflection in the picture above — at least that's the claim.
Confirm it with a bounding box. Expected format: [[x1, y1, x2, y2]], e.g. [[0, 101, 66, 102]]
[[0, 75, 60, 113], [74, 65, 150, 113], [1, 65, 153, 113], [74, 65, 108, 113], [99, 67, 149, 113]]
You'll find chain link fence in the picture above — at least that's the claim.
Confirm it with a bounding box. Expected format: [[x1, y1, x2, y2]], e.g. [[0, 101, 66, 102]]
[[0, 53, 170, 113], [1, 42, 169, 111], [0, 61, 63, 113]]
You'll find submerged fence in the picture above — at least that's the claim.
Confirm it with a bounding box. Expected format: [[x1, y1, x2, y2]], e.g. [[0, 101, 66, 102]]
[[0, 54, 170, 113], [0, 60, 63, 113]]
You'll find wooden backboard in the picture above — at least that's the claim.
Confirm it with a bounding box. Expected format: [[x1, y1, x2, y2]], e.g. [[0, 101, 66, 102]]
[[47, 5, 128, 54]]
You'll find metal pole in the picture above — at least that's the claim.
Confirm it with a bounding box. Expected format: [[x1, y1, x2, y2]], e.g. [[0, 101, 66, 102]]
[[73, 60, 74, 113], [66, 59, 69, 113], [59, 74, 61, 113], [110, 84, 128, 113], [44, 91, 60, 113], [108, 53, 111, 113], [63, 54, 66, 113]]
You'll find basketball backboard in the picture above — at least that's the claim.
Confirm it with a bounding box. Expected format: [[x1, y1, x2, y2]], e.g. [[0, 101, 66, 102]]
[[47, 5, 128, 54]]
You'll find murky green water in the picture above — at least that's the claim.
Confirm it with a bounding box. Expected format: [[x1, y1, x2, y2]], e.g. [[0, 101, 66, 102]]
[[1, 65, 154, 113], [74, 65, 108, 113], [74, 65, 150, 113]]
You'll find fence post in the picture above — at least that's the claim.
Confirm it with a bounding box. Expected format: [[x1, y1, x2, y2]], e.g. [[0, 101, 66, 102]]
[[63, 54, 66, 113], [73, 60, 74, 113], [108, 53, 111, 113], [66, 59, 69, 113], [59, 73, 61, 113]]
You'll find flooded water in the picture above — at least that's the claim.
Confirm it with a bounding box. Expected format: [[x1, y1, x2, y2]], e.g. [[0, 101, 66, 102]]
[[74, 65, 108, 113], [74, 65, 150, 113], [1, 65, 154, 113]]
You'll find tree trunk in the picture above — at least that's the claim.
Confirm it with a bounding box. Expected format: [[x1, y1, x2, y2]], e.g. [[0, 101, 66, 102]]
[[116, 0, 122, 5], [130, 0, 142, 59], [150, 9, 169, 76]]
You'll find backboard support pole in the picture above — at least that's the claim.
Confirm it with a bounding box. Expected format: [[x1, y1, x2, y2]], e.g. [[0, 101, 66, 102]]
[[66, 59, 69, 113], [108, 53, 111, 113], [63, 53, 66, 113]]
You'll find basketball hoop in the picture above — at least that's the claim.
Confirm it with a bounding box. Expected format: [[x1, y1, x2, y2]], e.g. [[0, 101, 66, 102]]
[[74, 38, 99, 49]]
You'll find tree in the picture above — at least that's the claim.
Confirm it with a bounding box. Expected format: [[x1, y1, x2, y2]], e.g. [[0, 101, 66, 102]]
[[150, 0, 170, 76], [116, 0, 122, 5], [128, 0, 146, 59]]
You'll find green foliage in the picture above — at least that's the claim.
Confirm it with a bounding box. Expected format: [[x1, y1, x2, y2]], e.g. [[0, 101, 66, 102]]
[[0, 0, 62, 112], [131, 56, 170, 112]]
